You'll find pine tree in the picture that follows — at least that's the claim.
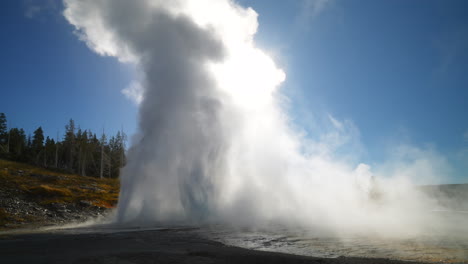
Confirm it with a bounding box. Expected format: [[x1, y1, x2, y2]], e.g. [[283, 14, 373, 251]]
[[32, 127, 45, 165], [0, 113, 7, 154], [8, 128, 27, 161], [63, 119, 76, 172], [107, 131, 126, 178], [54, 132, 59, 168], [76, 128, 83, 174], [44, 136, 56, 167], [32, 127, 44, 150], [79, 130, 89, 176], [0, 117, 126, 178], [0, 113, 7, 143], [100, 132, 107, 178]]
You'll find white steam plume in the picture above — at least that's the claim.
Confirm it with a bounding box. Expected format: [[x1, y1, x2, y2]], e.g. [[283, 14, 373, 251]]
[[64, 0, 447, 236], [122, 81, 143, 105]]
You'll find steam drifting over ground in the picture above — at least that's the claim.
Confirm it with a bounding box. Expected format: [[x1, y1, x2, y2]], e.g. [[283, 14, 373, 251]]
[[64, 0, 454, 236]]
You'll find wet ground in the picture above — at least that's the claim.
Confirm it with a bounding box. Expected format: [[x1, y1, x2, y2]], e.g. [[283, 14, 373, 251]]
[[0, 225, 429, 264], [207, 228, 468, 263], [203, 211, 468, 263], [1, 210, 467, 264]]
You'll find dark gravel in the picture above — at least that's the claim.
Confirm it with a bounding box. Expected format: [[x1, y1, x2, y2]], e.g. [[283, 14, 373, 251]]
[[0, 227, 428, 264]]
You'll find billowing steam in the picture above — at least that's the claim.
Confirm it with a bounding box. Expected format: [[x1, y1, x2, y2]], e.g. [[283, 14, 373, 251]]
[[64, 0, 449, 236]]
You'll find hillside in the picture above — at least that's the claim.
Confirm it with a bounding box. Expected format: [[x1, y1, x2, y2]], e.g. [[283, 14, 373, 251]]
[[419, 183, 468, 211], [0, 159, 119, 230]]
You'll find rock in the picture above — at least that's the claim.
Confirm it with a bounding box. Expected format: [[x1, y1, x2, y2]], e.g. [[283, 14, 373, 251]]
[[29, 173, 57, 182], [79, 200, 94, 207], [49, 203, 68, 213], [80, 185, 102, 192]]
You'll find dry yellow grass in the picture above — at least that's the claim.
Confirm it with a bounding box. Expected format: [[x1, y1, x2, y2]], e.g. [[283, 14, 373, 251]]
[[0, 159, 120, 208], [26, 185, 73, 198]]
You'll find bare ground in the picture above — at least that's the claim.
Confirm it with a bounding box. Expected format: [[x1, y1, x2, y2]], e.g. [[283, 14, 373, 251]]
[[0, 227, 427, 264]]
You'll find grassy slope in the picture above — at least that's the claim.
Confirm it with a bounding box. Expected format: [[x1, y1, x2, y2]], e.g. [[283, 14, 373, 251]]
[[0, 159, 119, 229]]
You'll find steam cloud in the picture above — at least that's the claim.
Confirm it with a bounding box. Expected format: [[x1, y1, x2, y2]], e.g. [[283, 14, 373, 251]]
[[64, 0, 450, 236]]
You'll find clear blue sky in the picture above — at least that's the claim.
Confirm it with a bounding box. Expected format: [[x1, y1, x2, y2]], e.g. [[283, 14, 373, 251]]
[[1, 0, 467, 181]]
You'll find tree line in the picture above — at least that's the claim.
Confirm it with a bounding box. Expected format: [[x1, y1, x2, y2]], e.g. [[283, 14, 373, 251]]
[[0, 113, 125, 178]]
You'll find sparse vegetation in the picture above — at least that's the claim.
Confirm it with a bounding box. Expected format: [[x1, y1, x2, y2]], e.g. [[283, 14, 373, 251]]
[[0, 159, 119, 230], [26, 185, 74, 199]]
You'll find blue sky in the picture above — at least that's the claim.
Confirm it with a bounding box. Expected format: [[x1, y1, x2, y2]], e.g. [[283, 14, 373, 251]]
[[1, 0, 136, 138], [1, 0, 467, 182]]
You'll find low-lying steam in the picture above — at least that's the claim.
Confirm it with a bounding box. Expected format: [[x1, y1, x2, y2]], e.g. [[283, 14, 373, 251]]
[[64, 0, 453, 236]]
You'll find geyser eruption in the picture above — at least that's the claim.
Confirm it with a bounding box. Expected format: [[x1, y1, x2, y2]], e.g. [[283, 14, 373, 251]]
[[64, 0, 443, 235]]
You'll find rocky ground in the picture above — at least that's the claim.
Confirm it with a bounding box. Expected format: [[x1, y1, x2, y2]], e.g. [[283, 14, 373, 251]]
[[0, 159, 119, 229], [0, 183, 108, 228]]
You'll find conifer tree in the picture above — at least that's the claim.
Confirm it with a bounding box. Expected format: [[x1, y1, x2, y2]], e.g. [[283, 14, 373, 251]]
[[32, 127, 44, 151], [9, 128, 27, 160], [32, 127, 45, 165], [63, 119, 76, 172], [0, 116, 126, 178], [0, 113, 7, 154], [44, 136, 56, 167]]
